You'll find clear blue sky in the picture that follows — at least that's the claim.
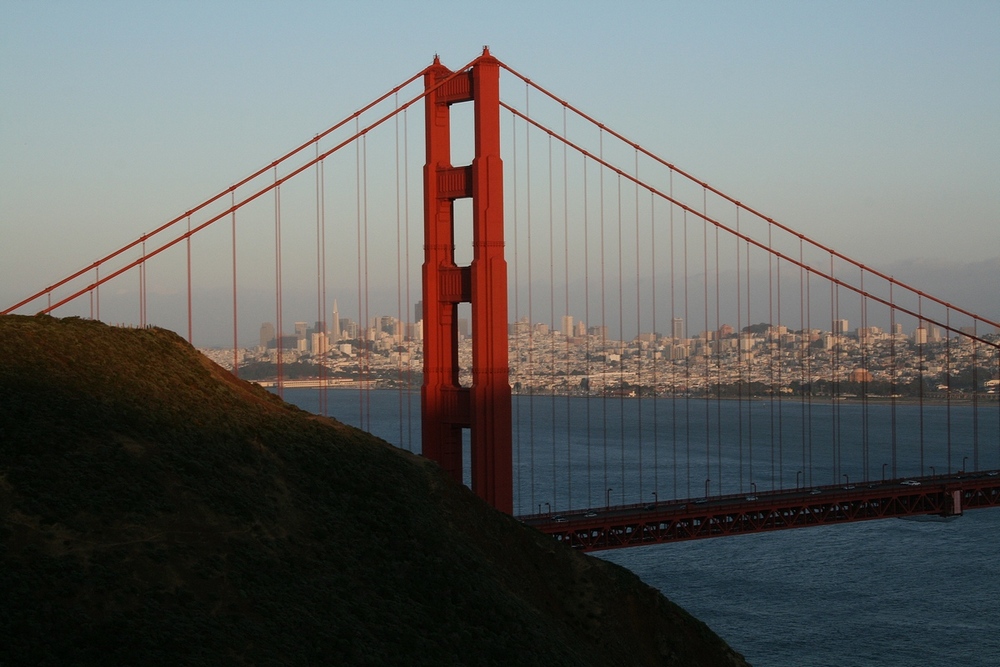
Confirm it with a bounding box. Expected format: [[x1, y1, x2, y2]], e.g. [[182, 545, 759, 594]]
[[2, 1, 998, 322]]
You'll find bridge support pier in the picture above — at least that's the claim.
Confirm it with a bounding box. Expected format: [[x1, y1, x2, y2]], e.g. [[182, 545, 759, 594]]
[[421, 49, 512, 513], [943, 489, 963, 517]]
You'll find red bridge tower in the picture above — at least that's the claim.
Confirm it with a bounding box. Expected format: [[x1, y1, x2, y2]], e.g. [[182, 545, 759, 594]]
[[421, 49, 512, 513]]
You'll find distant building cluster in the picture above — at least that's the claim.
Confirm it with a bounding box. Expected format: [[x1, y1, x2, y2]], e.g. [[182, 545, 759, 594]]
[[199, 300, 1000, 398]]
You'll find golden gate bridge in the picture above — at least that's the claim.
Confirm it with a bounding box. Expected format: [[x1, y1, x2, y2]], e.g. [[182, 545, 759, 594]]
[[6, 49, 1000, 551]]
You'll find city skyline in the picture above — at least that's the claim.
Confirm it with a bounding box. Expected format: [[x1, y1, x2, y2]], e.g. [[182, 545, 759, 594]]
[[204, 305, 999, 399], [250, 307, 983, 352]]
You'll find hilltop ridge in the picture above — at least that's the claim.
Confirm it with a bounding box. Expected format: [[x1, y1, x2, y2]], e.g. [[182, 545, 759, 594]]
[[0, 315, 749, 666]]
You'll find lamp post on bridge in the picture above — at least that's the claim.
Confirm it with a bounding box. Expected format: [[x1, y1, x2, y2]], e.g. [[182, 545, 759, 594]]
[[796, 470, 802, 490], [930, 466, 936, 479], [705, 478, 711, 499], [545, 502, 551, 516], [843, 473, 850, 489], [606, 487, 613, 511], [963, 456, 968, 473], [882, 463, 888, 482]]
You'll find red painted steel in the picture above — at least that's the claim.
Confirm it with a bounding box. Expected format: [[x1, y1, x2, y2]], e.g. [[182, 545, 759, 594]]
[[7, 49, 997, 527], [421, 55, 465, 486], [421, 49, 513, 513], [523, 473, 1000, 552]]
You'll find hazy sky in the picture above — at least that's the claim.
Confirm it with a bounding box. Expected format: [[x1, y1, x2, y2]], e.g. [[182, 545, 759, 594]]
[[2, 1, 998, 325]]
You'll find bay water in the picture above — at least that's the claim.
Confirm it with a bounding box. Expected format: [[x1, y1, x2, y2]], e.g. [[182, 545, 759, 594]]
[[281, 387, 1000, 666]]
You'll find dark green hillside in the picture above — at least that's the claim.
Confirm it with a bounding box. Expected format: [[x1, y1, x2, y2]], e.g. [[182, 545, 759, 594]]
[[0, 315, 749, 666]]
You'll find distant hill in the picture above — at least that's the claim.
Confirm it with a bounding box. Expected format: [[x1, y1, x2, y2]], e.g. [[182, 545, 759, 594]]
[[0, 315, 749, 666]]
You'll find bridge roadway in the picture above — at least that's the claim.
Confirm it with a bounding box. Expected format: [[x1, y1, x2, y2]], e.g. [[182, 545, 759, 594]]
[[520, 471, 1000, 552]]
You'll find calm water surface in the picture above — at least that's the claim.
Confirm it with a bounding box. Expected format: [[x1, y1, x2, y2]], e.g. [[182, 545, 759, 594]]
[[281, 387, 1000, 667]]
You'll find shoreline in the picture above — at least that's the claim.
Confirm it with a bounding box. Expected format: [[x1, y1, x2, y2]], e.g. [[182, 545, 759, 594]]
[[253, 379, 998, 406]]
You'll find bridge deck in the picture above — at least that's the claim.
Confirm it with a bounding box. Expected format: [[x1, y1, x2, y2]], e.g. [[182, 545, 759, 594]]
[[521, 472, 1000, 552]]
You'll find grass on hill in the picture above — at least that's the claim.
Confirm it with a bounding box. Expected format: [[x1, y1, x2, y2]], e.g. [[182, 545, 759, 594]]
[[0, 314, 749, 666]]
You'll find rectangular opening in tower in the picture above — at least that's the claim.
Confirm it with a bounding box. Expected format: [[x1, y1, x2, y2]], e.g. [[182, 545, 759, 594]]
[[453, 197, 473, 267], [449, 102, 475, 170], [458, 300, 472, 388]]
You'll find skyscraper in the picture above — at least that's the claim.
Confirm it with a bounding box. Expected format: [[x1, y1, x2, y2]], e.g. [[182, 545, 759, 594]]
[[331, 299, 341, 342], [561, 314, 573, 338], [259, 322, 275, 348], [672, 317, 684, 340]]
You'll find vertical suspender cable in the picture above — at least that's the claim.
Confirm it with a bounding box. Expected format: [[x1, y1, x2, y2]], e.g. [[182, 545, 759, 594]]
[[683, 208, 691, 498], [799, 238, 806, 485], [562, 108, 572, 509], [404, 108, 413, 452], [139, 234, 146, 327], [231, 191, 238, 377], [651, 189, 658, 497], [508, 110, 519, 503], [316, 140, 328, 417], [768, 227, 775, 488], [511, 111, 523, 508], [834, 263, 841, 482], [702, 188, 711, 494], [140, 237, 147, 328], [714, 212, 722, 492], [362, 134, 371, 433], [890, 283, 897, 478], [526, 87, 536, 511], [746, 232, 753, 491], [737, 207, 744, 493], [699, 188, 722, 495], [669, 171, 677, 498], [617, 174, 625, 504], [584, 154, 592, 506], [861, 269, 868, 480], [600, 130, 608, 504], [946, 308, 952, 472], [777, 249, 783, 487], [918, 296, 925, 474], [548, 135, 556, 508], [971, 323, 978, 471], [829, 254, 837, 483], [805, 247, 813, 486], [274, 170, 283, 399], [320, 154, 328, 416], [355, 120, 364, 426], [187, 215, 193, 344], [395, 99, 404, 443], [634, 150, 643, 502], [315, 141, 324, 412]]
